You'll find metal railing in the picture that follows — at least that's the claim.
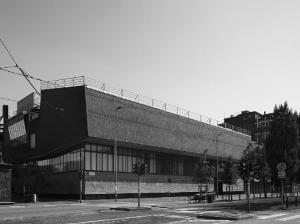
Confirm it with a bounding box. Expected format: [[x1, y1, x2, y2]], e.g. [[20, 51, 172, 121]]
[[40, 76, 251, 136]]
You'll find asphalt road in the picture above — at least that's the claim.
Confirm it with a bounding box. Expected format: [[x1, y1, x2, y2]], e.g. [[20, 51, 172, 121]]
[[0, 198, 300, 224]]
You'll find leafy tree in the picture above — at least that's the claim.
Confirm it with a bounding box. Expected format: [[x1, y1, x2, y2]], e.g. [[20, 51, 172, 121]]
[[265, 102, 299, 184], [194, 149, 213, 183], [239, 143, 271, 197], [239, 143, 256, 181], [223, 157, 238, 185]]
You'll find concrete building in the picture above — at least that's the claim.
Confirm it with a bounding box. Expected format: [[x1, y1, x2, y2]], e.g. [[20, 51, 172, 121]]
[[4, 77, 251, 199]]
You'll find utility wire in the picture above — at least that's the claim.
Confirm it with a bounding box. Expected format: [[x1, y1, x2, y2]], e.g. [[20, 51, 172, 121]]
[[0, 38, 40, 95], [0, 39, 18, 65], [0, 97, 17, 102]]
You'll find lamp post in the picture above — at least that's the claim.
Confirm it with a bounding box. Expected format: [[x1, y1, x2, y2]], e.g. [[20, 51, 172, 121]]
[[114, 106, 122, 203], [216, 133, 223, 198]]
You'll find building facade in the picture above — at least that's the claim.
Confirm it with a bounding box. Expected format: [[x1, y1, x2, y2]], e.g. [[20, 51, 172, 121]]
[[4, 77, 251, 198], [224, 111, 273, 145]]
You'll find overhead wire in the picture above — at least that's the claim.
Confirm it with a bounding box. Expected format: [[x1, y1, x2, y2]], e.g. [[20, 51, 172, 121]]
[[0, 97, 17, 102]]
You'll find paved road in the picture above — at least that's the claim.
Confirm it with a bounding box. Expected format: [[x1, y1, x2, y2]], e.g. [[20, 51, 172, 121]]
[[0, 197, 300, 224]]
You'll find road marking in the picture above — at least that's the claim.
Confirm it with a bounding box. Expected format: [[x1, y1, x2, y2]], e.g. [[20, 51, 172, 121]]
[[257, 213, 287, 219], [80, 212, 97, 215], [192, 219, 231, 223], [173, 208, 216, 214], [9, 205, 25, 208], [66, 214, 165, 224], [278, 214, 300, 221]]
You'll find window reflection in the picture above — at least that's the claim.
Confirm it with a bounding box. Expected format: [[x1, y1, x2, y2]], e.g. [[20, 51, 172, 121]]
[[35, 143, 190, 176]]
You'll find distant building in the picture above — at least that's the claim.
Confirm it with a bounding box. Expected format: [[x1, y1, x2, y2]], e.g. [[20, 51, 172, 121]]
[[224, 111, 273, 145], [4, 77, 251, 199]]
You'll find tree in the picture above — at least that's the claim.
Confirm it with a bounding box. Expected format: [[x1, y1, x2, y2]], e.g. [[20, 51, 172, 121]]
[[223, 157, 238, 185], [265, 102, 299, 185], [239, 143, 271, 197], [194, 149, 213, 183]]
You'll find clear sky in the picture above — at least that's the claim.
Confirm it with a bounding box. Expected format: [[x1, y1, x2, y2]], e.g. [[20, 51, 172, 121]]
[[1, 0, 300, 120]]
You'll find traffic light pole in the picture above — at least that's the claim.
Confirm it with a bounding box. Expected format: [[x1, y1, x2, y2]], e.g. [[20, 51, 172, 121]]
[[281, 178, 284, 209], [138, 174, 141, 208], [247, 180, 250, 213], [79, 172, 82, 203]]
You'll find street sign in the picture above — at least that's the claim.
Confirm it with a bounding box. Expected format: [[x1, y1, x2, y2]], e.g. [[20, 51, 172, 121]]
[[278, 170, 286, 179], [277, 162, 287, 171]]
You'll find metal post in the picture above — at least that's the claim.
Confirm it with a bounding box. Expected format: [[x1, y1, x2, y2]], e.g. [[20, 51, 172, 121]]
[[216, 133, 223, 198], [79, 171, 82, 203], [114, 135, 118, 203], [247, 180, 251, 213], [79, 149, 83, 203], [138, 174, 141, 208], [281, 179, 284, 209], [114, 106, 122, 203]]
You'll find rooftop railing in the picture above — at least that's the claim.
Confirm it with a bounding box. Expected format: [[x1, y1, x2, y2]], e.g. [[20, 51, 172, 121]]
[[40, 76, 251, 136]]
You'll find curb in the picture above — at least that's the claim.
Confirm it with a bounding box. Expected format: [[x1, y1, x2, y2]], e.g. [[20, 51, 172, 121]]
[[197, 212, 255, 221], [0, 202, 15, 205], [110, 207, 152, 211]]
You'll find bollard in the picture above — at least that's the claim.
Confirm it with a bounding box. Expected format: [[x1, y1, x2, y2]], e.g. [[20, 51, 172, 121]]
[[260, 193, 261, 199], [239, 194, 241, 200], [296, 196, 298, 207], [286, 196, 289, 208], [33, 194, 37, 203]]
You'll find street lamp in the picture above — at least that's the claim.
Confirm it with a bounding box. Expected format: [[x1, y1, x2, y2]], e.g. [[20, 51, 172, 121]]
[[216, 133, 223, 198], [114, 106, 122, 203]]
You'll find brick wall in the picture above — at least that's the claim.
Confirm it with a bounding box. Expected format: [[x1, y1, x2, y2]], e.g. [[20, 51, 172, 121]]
[[84, 171, 213, 194]]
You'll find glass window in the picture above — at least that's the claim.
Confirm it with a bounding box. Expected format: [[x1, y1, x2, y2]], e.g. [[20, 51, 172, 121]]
[[85, 151, 91, 170], [103, 153, 108, 171], [108, 154, 113, 171], [122, 155, 127, 172], [150, 157, 156, 174], [85, 144, 91, 151], [74, 150, 80, 170], [97, 153, 102, 171], [128, 156, 133, 172], [64, 153, 68, 172], [68, 152, 73, 171], [91, 151, 97, 170], [30, 133, 36, 149], [132, 156, 136, 168], [91, 144, 96, 151], [118, 155, 123, 172], [80, 149, 84, 170]]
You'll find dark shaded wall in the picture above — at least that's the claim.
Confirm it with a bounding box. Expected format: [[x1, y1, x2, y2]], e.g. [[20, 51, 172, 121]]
[[34, 87, 88, 158], [85, 88, 251, 160], [0, 165, 12, 201]]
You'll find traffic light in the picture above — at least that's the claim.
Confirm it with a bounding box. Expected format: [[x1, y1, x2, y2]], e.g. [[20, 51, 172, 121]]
[[132, 164, 138, 174], [144, 163, 149, 174], [240, 162, 246, 171], [79, 170, 84, 179], [132, 163, 149, 175]]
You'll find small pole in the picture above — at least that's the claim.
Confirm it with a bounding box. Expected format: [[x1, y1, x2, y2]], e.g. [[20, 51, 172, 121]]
[[138, 174, 141, 208], [247, 180, 250, 213], [79, 171, 82, 203], [281, 179, 284, 209], [23, 185, 26, 203]]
